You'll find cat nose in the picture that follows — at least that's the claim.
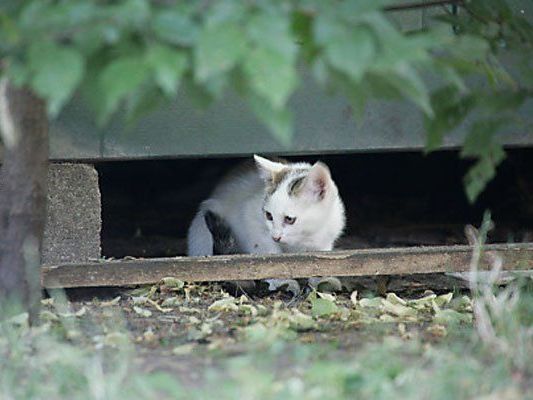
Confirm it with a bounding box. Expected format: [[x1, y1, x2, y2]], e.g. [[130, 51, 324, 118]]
[[272, 235, 282, 242]]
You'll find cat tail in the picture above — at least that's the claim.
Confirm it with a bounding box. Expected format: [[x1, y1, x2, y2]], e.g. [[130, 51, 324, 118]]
[[187, 199, 220, 256], [204, 210, 241, 255]]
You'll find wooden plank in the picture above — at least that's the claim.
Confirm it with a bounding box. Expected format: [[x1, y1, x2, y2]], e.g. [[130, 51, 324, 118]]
[[41, 243, 533, 289]]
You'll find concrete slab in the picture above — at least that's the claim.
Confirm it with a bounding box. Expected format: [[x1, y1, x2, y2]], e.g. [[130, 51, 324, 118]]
[[43, 163, 101, 264]]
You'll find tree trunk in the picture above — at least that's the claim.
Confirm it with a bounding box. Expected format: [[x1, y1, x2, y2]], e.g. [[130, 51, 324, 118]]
[[0, 80, 48, 323]]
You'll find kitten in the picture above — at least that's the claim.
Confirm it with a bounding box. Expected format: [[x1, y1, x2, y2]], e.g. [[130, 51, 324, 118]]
[[187, 155, 345, 256]]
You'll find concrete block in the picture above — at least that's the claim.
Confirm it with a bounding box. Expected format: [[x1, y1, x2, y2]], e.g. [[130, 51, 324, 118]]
[[43, 163, 101, 264]]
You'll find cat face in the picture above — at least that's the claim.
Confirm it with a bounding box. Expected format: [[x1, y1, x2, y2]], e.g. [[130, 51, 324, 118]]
[[254, 155, 342, 251]]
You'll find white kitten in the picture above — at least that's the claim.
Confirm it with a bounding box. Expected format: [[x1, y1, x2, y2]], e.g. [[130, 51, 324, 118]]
[[187, 155, 345, 256]]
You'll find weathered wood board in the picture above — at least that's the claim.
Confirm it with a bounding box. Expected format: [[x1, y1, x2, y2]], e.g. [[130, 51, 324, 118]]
[[41, 243, 533, 289]]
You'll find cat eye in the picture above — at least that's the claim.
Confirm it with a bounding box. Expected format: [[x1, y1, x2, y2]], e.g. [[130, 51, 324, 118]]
[[284, 216, 296, 225], [265, 211, 273, 221]]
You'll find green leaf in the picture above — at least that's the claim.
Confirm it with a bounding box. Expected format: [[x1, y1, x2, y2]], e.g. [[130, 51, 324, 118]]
[[323, 26, 375, 83], [98, 57, 148, 123], [314, 13, 346, 46], [247, 94, 293, 147], [510, 16, 533, 43], [244, 10, 297, 109], [461, 118, 508, 158], [109, 0, 150, 30], [247, 12, 296, 58], [425, 86, 475, 152], [152, 10, 198, 46], [430, 60, 466, 93], [6, 60, 30, 88], [205, 1, 247, 27], [292, 11, 316, 62], [310, 297, 339, 317], [476, 90, 527, 114], [461, 119, 508, 203], [124, 83, 164, 123], [19, 1, 48, 30], [194, 22, 247, 82], [146, 45, 188, 97], [450, 35, 490, 61], [181, 75, 215, 109], [433, 309, 472, 325], [380, 64, 433, 116], [338, 0, 393, 16], [244, 47, 298, 109], [201, 73, 229, 99], [27, 42, 84, 116]]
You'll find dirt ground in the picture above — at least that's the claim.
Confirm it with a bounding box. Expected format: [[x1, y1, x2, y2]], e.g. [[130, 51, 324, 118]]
[[46, 277, 474, 386]]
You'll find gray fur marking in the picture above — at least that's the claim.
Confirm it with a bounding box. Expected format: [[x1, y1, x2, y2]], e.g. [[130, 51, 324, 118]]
[[266, 168, 308, 198], [204, 210, 240, 255]]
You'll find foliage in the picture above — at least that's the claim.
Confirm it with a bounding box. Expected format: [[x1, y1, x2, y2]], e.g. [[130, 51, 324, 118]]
[[0, 0, 532, 200]]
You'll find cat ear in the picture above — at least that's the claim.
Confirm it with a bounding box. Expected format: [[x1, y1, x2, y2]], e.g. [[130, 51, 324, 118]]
[[302, 162, 331, 201], [254, 154, 286, 181]]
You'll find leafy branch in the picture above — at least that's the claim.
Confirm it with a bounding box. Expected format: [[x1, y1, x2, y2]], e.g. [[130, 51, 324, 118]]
[[0, 0, 531, 201]]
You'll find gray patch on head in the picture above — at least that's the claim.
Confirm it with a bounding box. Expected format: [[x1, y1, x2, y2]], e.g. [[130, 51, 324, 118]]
[[287, 176, 306, 196], [266, 168, 290, 195], [265, 168, 309, 198]]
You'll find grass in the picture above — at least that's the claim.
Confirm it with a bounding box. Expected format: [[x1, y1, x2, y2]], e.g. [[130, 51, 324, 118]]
[[0, 277, 531, 400]]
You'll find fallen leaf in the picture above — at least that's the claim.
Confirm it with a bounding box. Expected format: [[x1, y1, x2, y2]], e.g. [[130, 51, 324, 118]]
[[453, 295, 473, 312], [379, 314, 398, 322], [208, 297, 239, 312], [179, 306, 202, 314], [59, 306, 88, 318], [386, 293, 407, 306], [161, 297, 181, 307], [100, 296, 121, 307], [433, 309, 472, 325], [256, 304, 269, 316], [66, 329, 81, 340], [129, 286, 153, 297], [317, 292, 336, 302], [435, 293, 453, 307], [160, 277, 185, 291], [40, 310, 59, 322], [358, 297, 382, 308], [143, 328, 157, 342], [287, 309, 315, 331], [398, 322, 406, 335], [311, 297, 339, 317], [207, 338, 235, 351], [146, 298, 172, 313], [132, 296, 148, 306], [426, 324, 448, 338], [381, 300, 417, 318], [133, 306, 152, 317], [238, 304, 258, 317], [350, 291, 358, 307], [173, 343, 196, 355], [103, 332, 130, 347], [188, 322, 212, 341]]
